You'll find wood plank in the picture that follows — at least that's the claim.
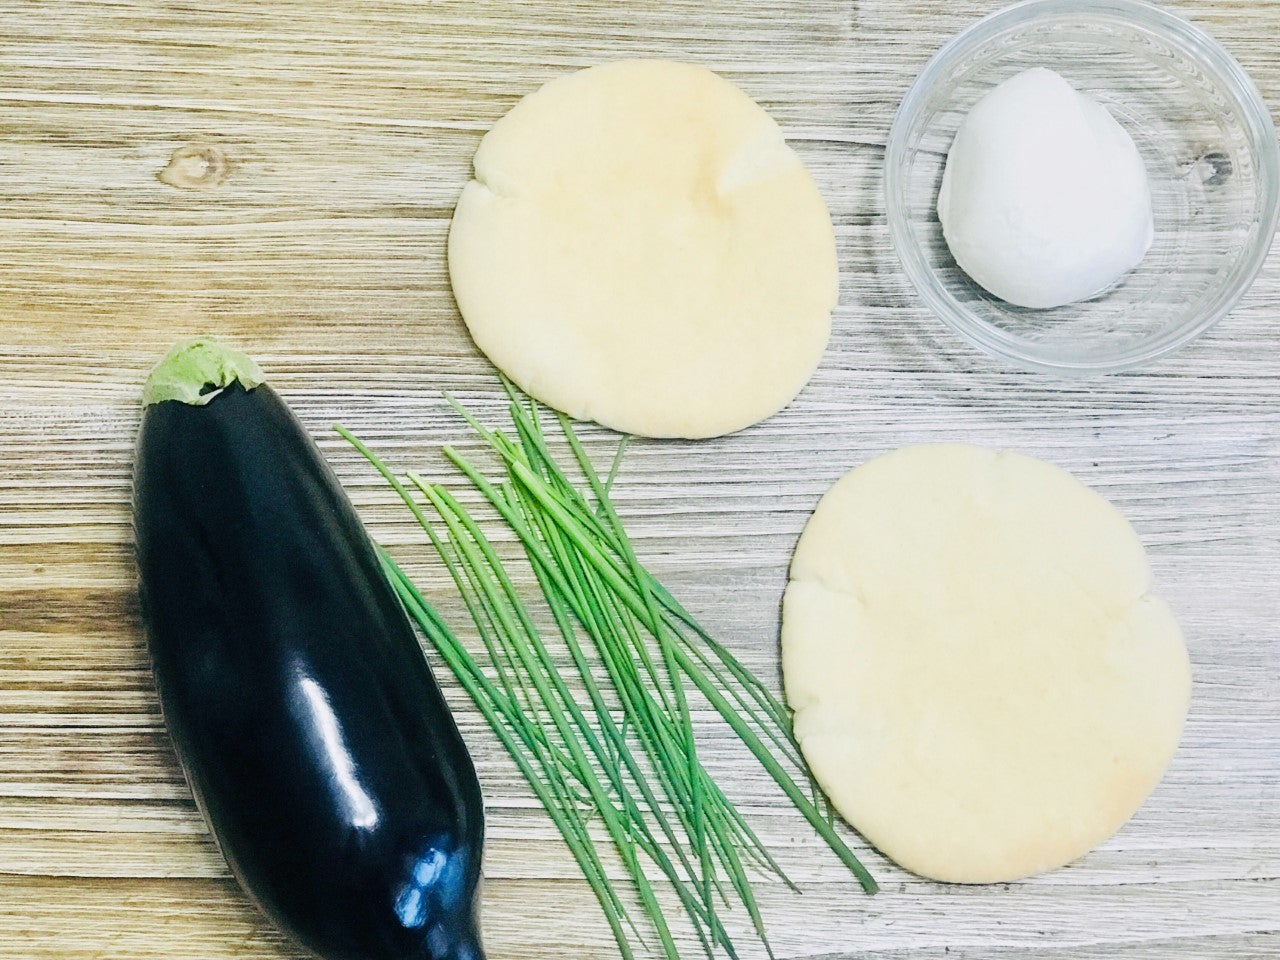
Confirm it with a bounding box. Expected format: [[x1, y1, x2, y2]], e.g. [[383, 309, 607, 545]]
[[1, 0, 1278, 957]]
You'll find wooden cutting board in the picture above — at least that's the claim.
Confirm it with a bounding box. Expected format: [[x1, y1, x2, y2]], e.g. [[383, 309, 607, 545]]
[[2, 1, 1277, 957]]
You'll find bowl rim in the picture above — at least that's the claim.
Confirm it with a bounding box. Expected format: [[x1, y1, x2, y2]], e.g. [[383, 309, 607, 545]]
[[884, 0, 1280, 376]]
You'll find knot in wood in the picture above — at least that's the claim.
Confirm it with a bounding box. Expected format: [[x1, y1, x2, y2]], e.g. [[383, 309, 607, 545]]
[[158, 144, 231, 191]]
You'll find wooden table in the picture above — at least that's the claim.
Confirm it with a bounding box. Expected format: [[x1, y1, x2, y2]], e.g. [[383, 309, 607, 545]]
[[2, 1, 1277, 957]]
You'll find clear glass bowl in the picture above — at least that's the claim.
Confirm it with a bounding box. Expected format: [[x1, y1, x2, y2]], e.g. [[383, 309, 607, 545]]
[[885, 0, 1280, 375]]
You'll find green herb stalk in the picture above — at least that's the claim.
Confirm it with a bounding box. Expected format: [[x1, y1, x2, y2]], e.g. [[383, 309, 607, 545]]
[[336, 389, 875, 960]]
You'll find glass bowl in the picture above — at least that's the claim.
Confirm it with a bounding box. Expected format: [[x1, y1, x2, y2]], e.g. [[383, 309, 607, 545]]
[[885, 0, 1280, 375]]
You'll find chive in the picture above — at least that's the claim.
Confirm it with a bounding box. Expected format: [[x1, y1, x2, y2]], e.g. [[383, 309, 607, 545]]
[[337, 432, 657, 954], [492, 449, 838, 855], [381, 557, 640, 958], [363, 471, 719, 956], [415, 481, 684, 960], [337, 390, 876, 960], [426, 479, 737, 958], [554, 425, 713, 919], [549, 410, 817, 798], [451, 445, 770, 880], [494, 397, 810, 778]]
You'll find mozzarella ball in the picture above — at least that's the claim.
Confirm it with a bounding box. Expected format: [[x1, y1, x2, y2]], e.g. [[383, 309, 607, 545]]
[[938, 68, 1154, 309]]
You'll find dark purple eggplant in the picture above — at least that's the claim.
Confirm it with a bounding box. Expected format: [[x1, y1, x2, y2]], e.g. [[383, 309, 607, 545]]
[[133, 339, 485, 960]]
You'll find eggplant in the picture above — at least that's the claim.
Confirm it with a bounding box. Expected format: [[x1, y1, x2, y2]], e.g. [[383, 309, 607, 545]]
[[133, 339, 486, 960]]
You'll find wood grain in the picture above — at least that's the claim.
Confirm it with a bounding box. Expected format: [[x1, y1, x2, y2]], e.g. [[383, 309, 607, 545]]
[[1, 1, 1277, 958]]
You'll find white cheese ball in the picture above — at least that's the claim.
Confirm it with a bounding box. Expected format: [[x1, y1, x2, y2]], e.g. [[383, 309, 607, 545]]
[[938, 68, 1154, 309]]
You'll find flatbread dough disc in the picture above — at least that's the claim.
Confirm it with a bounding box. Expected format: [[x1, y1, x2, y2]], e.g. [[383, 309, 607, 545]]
[[447, 60, 837, 439], [781, 444, 1191, 883]]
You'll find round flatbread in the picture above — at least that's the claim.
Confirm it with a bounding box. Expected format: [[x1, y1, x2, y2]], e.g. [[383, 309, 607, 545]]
[[447, 60, 837, 439], [781, 444, 1191, 883]]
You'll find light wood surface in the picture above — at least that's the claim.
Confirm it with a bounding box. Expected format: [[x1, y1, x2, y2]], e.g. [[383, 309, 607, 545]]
[[2, 1, 1278, 958]]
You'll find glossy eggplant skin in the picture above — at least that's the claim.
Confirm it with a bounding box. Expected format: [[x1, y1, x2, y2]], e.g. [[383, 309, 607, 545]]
[[134, 380, 485, 960]]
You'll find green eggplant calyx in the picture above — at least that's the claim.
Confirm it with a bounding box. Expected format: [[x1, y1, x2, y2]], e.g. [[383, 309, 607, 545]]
[[143, 338, 266, 407]]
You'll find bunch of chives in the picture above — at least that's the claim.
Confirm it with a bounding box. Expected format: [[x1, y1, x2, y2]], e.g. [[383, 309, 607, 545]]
[[337, 388, 875, 960]]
